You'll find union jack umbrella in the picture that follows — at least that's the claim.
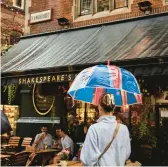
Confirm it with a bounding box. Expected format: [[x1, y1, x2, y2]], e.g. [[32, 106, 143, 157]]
[[68, 65, 142, 106]]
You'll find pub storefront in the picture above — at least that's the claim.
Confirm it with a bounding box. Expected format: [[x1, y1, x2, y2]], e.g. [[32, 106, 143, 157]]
[[1, 72, 100, 137], [1, 13, 168, 165]]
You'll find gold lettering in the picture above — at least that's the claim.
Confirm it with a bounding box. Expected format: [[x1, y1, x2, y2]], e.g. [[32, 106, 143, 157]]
[[57, 75, 60, 81], [47, 76, 51, 82], [22, 78, 26, 84], [43, 76, 47, 82], [39, 77, 43, 83], [61, 75, 64, 81], [36, 77, 39, 83], [68, 74, 72, 81], [19, 78, 22, 84], [31, 78, 35, 83], [27, 78, 31, 84], [51, 76, 56, 81]]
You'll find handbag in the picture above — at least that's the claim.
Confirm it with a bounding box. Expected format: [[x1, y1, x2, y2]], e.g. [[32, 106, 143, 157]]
[[94, 123, 120, 166]]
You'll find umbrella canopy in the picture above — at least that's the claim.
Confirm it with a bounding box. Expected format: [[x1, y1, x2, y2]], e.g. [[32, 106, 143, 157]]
[[68, 65, 142, 106], [1, 110, 12, 134]]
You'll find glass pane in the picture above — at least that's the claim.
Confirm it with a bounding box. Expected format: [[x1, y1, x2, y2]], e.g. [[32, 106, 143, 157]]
[[80, 0, 92, 15], [115, 0, 128, 9], [97, 0, 109, 12], [16, 0, 22, 7]]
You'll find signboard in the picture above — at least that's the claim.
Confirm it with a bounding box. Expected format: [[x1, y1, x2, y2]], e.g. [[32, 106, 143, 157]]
[[18, 73, 77, 85], [30, 9, 52, 24]]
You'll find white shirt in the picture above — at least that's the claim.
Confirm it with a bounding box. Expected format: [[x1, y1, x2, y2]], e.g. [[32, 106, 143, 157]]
[[34, 133, 53, 149], [61, 135, 74, 155], [80, 116, 131, 166]]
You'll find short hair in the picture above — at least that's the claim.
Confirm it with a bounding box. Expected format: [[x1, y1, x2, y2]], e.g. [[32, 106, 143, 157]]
[[99, 93, 115, 112], [60, 127, 68, 134], [40, 124, 48, 129]]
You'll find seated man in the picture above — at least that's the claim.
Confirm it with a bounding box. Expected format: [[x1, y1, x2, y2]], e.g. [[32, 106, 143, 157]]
[[52, 128, 62, 150], [53, 127, 74, 164], [33, 124, 53, 149]]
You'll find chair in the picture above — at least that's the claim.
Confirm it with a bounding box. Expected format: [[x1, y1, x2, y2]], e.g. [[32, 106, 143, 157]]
[[21, 137, 32, 147], [10, 151, 30, 166], [1, 136, 21, 154], [8, 136, 21, 146]]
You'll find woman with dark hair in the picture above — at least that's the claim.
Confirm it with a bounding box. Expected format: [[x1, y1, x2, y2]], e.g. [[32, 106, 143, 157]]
[[80, 93, 131, 166]]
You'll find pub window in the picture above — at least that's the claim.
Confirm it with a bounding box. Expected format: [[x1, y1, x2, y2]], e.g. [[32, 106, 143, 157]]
[[77, 0, 128, 18], [80, 0, 92, 15], [75, 101, 97, 122], [13, 0, 24, 9], [97, 0, 109, 12], [165, 0, 168, 4], [114, 0, 128, 9]]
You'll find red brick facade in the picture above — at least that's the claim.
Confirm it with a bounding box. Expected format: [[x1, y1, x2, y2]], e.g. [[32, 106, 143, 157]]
[[1, 0, 25, 46], [29, 0, 168, 34]]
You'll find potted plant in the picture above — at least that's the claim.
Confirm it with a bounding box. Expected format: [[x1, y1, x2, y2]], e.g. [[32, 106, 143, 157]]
[[57, 150, 70, 166]]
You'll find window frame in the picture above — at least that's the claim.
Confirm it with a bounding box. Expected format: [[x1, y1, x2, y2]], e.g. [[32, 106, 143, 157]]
[[77, 0, 128, 17], [80, 0, 93, 16], [114, 0, 128, 9], [13, 0, 25, 10]]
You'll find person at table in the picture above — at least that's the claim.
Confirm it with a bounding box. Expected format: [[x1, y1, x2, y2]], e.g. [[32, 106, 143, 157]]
[[80, 93, 131, 166], [52, 128, 62, 150], [53, 127, 74, 164], [33, 124, 53, 149], [60, 127, 74, 156]]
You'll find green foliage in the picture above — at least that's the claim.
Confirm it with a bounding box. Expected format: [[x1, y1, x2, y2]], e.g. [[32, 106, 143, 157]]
[[1, 45, 13, 56], [4, 85, 18, 105], [51, 106, 56, 127], [132, 104, 157, 148]]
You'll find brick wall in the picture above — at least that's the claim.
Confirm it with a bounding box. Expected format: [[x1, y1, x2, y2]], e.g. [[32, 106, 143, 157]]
[[29, 0, 168, 34], [1, 2, 25, 46]]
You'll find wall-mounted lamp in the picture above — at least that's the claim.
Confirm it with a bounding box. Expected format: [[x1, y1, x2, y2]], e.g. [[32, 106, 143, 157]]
[[138, 1, 152, 14], [57, 17, 70, 26]]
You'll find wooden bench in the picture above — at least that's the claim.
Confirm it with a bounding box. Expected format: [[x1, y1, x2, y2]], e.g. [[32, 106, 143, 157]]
[[21, 137, 32, 147], [8, 136, 21, 146]]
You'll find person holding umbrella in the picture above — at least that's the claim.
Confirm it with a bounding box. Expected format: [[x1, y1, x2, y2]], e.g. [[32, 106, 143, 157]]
[[80, 93, 131, 166]]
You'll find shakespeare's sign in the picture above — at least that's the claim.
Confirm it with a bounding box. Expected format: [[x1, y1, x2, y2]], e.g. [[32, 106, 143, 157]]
[[18, 74, 77, 85], [30, 9, 52, 24]]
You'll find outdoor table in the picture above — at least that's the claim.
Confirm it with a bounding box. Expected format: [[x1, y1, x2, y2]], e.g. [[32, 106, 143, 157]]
[[25, 148, 60, 154], [0, 154, 11, 159], [46, 160, 82, 166], [1, 144, 15, 147], [25, 149, 60, 166]]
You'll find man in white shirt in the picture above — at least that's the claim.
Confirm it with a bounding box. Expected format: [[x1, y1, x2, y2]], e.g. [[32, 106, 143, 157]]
[[59, 127, 74, 155], [33, 124, 53, 149], [52, 127, 74, 164]]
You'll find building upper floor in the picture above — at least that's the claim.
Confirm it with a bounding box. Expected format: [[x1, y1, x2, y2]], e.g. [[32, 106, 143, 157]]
[[27, 0, 168, 35], [1, 0, 25, 52]]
